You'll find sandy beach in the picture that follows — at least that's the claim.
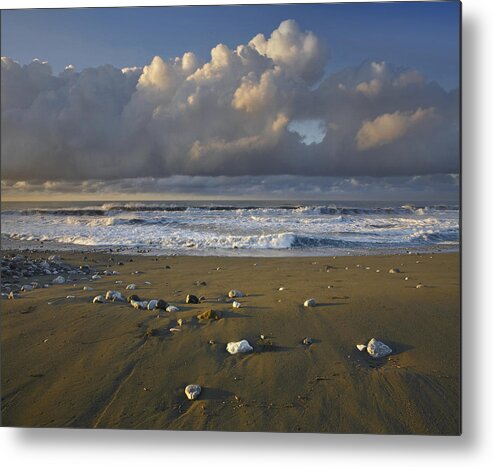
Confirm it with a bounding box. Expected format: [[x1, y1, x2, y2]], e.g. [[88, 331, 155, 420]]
[[1, 250, 460, 434]]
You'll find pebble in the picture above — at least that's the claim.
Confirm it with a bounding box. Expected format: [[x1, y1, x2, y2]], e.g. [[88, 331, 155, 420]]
[[147, 299, 158, 310], [278, 287, 286, 291], [166, 305, 179, 312], [144, 281, 152, 285], [127, 294, 141, 303], [185, 384, 202, 400], [304, 298, 316, 307], [105, 290, 124, 302], [177, 318, 184, 326], [405, 277, 409, 281], [232, 301, 241, 308], [156, 299, 168, 310], [93, 295, 105, 304], [66, 295, 76, 299], [52, 276, 65, 284], [186, 294, 199, 304], [226, 340, 253, 354], [8, 291, 20, 299], [126, 284, 136, 290], [131, 300, 148, 310], [302, 337, 313, 346], [83, 286, 93, 291], [416, 283, 424, 289], [91, 274, 101, 280], [21, 284, 33, 292], [197, 309, 222, 320], [366, 338, 392, 358], [228, 289, 245, 298], [388, 268, 401, 274], [356, 344, 367, 352]]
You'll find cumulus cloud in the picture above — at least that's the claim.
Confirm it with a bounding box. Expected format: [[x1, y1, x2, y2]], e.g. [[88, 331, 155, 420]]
[[1, 19, 459, 185], [356, 107, 435, 150]]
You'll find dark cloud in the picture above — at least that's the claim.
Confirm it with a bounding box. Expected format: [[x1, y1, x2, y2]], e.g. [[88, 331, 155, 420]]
[[1, 20, 459, 183]]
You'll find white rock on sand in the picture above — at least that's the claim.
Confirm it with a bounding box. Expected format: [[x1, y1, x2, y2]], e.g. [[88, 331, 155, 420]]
[[131, 300, 148, 310], [105, 290, 124, 302], [356, 344, 367, 352], [226, 339, 253, 355], [83, 286, 93, 291], [304, 298, 316, 307], [366, 338, 392, 358], [93, 295, 105, 304], [166, 305, 179, 312], [52, 276, 65, 284], [21, 284, 33, 292], [185, 384, 202, 400], [126, 284, 137, 290], [147, 299, 158, 310], [232, 301, 241, 308]]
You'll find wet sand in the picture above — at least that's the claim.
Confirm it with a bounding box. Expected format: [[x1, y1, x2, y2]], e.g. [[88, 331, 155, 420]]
[[1, 251, 460, 434]]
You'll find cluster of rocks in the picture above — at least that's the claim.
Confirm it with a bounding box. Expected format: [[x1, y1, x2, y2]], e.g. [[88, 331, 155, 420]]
[[92, 290, 176, 312], [1, 254, 96, 299]]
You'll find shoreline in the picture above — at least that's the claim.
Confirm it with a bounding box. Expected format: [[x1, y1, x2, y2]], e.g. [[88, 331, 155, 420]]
[[0, 236, 459, 258], [1, 249, 460, 433]]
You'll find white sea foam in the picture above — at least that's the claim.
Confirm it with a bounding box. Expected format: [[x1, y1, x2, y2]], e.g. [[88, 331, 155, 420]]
[[1, 201, 459, 255]]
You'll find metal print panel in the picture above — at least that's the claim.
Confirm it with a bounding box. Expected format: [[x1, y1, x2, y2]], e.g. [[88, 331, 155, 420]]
[[0, 1, 461, 434]]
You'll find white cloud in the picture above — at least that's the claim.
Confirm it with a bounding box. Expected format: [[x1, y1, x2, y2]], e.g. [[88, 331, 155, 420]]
[[356, 107, 435, 150]]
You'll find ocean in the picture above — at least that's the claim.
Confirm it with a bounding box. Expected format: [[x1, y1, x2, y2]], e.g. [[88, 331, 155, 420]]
[[0, 200, 460, 256]]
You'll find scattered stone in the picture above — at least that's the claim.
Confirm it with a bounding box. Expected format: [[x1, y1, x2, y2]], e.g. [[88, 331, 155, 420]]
[[126, 284, 136, 290], [48, 255, 61, 263], [232, 301, 241, 308], [366, 338, 392, 358], [52, 276, 65, 284], [147, 299, 158, 310], [127, 294, 141, 303], [156, 299, 168, 310], [115, 280, 123, 284], [177, 318, 184, 326], [185, 384, 202, 400], [416, 283, 424, 289], [83, 286, 94, 291], [228, 289, 245, 298], [278, 287, 286, 291], [198, 295, 206, 302], [91, 274, 101, 280], [376, 270, 380, 273], [388, 268, 401, 274], [226, 339, 253, 355], [131, 300, 148, 310], [405, 277, 409, 281], [105, 290, 124, 302], [93, 295, 105, 304], [356, 344, 367, 352], [66, 295, 76, 299], [303, 337, 313, 346], [144, 281, 152, 285], [166, 305, 179, 312], [197, 309, 222, 320], [304, 298, 316, 307], [169, 327, 181, 332], [208, 340, 215, 345], [21, 284, 33, 292], [8, 291, 20, 299], [186, 294, 199, 304]]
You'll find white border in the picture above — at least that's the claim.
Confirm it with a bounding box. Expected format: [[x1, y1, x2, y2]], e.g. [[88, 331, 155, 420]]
[[2, 0, 493, 466]]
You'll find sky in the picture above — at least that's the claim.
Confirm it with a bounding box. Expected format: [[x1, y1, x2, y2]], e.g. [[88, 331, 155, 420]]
[[1, 1, 460, 201]]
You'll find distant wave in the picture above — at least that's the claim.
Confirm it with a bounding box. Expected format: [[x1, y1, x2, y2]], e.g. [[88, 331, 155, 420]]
[[2, 203, 459, 217]]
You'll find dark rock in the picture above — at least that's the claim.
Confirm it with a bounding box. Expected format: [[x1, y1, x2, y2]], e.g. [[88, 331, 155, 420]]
[[127, 294, 141, 303], [186, 294, 199, 304], [156, 299, 168, 310]]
